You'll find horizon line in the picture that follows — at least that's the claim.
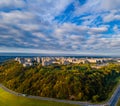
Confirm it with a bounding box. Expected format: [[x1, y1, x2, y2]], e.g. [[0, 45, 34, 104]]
[[0, 52, 120, 57]]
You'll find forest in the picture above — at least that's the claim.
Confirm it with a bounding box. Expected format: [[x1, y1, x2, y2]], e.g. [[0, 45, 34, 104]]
[[0, 60, 120, 102]]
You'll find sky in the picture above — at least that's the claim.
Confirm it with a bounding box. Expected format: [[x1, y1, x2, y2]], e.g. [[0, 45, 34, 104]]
[[0, 0, 120, 56]]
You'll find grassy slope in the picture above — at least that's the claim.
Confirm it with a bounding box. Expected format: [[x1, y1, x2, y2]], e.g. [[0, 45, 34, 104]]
[[117, 99, 120, 106], [0, 88, 78, 106]]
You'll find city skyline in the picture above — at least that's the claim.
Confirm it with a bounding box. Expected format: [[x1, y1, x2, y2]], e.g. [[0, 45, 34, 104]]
[[0, 0, 120, 56]]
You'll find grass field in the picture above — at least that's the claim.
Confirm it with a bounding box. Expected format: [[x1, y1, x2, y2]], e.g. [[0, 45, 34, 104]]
[[117, 99, 120, 106], [0, 88, 78, 106]]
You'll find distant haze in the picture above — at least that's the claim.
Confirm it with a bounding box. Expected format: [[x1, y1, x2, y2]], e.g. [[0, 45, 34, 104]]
[[0, 52, 119, 58]]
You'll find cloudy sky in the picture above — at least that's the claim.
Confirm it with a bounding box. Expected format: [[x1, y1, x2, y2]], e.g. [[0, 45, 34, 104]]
[[0, 0, 120, 55]]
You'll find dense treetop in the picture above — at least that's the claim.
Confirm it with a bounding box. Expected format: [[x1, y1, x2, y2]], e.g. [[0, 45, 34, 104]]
[[0, 60, 120, 102]]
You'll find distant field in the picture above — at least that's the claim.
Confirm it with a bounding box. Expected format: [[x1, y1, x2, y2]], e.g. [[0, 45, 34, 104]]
[[0, 88, 78, 106]]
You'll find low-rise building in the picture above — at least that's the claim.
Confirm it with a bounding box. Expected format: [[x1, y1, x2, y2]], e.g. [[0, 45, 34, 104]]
[[15, 57, 115, 67], [23, 62, 33, 67]]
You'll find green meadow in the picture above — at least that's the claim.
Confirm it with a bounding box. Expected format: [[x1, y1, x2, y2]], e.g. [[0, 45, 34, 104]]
[[0, 88, 78, 106], [117, 99, 120, 106]]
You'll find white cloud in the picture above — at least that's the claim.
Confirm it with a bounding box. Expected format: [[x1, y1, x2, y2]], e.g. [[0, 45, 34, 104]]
[[0, 0, 25, 8], [54, 23, 108, 39], [0, 10, 35, 24], [33, 32, 46, 38], [103, 12, 120, 22], [18, 24, 40, 31], [74, 0, 120, 16], [90, 26, 108, 33], [113, 25, 119, 32], [27, 0, 73, 22], [100, 0, 120, 10]]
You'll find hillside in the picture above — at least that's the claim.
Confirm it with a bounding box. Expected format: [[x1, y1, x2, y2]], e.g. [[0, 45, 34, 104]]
[[0, 60, 120, 102]]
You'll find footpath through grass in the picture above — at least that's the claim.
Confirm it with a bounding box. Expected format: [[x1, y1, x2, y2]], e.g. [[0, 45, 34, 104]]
[[0, 88, 78, 106]]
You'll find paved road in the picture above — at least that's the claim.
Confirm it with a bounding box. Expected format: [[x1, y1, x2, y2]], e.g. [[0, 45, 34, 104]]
[[0, 84, 120, 106]]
